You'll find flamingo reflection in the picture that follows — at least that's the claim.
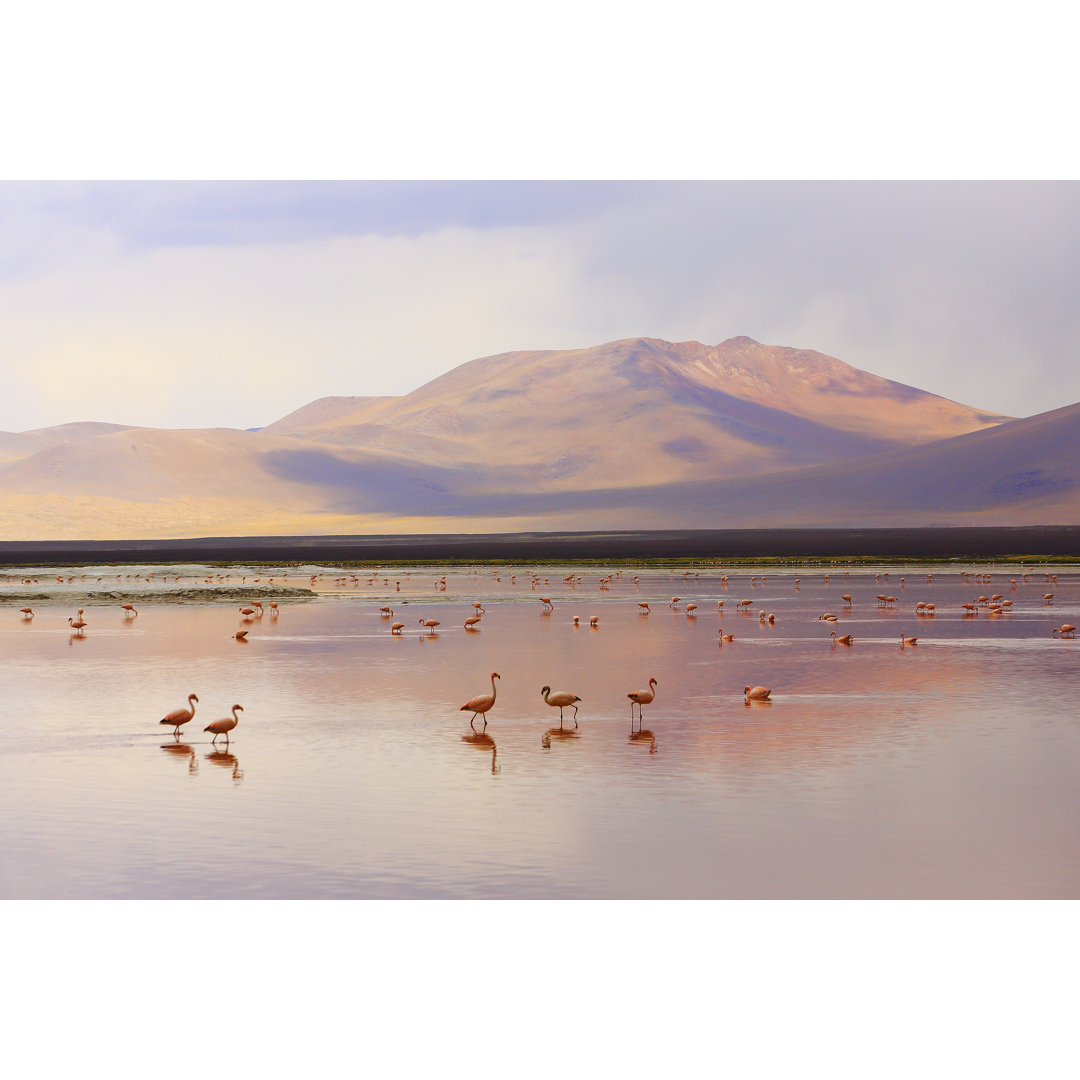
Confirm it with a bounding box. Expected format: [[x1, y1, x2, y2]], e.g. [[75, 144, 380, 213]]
[[541, 727, 580, 750], [461, 731, 500, 774], [629, 728, 659, 753], [205, 750, 244, 782], [161, 741, 198, 773]]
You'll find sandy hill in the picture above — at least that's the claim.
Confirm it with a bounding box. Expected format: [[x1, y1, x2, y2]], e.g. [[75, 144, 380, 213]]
[[1, 335, 1066, 540], [254, 337, 1008, 490]]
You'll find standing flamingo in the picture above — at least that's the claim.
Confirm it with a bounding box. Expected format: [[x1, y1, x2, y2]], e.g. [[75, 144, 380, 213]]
[[1052, 625, 1076, 637], [460, 672, 500, 731], [627, 677, 658, 725], [541, 686, 582, 727], [418, 619, 441, 634], [121, 604, 137, 617], [20, 607, 34, 620], [205, 704, 243, 746], [160, 693, 199, 736], [68, 616, 87, 635]]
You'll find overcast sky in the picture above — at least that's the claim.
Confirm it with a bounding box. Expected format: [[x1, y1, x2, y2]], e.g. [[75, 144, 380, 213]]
[[1, 179, 1077, 432]]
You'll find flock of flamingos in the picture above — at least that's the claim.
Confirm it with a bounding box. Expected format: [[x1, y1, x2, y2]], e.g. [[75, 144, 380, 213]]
[[9, 563, 1076, 752]]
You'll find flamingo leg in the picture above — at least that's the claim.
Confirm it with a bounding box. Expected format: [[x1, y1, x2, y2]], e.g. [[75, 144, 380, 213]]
[[470, 713, 477, 731]]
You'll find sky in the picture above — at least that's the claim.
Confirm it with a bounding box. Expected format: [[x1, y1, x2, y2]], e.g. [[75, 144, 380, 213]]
[[1, 179, 1078, 432]]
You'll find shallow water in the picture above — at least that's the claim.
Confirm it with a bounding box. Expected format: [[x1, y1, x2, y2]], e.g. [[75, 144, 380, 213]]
[[1, 562, 1078, 897]]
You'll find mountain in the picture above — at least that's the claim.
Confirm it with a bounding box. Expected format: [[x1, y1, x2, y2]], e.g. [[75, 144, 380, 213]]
[[1, 335, 1071, 541], [255, 337, 1008, 490]]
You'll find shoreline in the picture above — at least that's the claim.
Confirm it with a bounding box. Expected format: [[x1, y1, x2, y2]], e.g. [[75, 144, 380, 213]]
[[0, 526, 1078, 565]]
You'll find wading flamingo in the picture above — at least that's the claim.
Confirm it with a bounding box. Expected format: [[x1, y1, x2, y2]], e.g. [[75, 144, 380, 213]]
[[744, 685, 772, 702], [419, 619, 440, 634], [234, 630, 249, 642], [830, 631, 855, 646], [121, 604, 137, 617], [461, 672, 500, 731], [718, 628, 734, 644], [627, 677, 658, 724], [20, 607, 33, 620], [900, 634, 919, 646], [160, 694, 198, 736], [541, 686, 582, 727], [391, 622, 404, 635], [68, 616, 87, 635], [464, 615, 482, 630], [205, 704, 243, 746], [1052, 625, 1076, 638]]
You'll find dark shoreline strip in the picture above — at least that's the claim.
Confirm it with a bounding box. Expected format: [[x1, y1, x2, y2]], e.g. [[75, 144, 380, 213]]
[[0, 527, 1078, 564]]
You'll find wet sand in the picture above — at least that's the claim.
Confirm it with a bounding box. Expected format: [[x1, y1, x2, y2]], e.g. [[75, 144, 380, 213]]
[[0, 525, 1078, 564]]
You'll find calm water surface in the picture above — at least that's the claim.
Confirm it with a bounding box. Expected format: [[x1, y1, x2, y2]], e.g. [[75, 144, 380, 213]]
[[1, 562, 1077, 897]]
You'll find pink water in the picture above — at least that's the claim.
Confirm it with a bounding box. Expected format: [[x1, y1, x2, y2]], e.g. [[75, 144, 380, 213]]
[[1, 562, 1077, 897]]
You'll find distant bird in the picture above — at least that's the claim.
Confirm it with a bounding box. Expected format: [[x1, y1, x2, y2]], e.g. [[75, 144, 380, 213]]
[[540, 597, 553, 611], [268, 602, 279, 617], [572, 616, 580, 625], [686, 603, 697, 617], [737, 600, 752, 609], [541, 686, 582, 727], [1052, 625, 1076, 638], [205, 704, 243, 746], [464, 615, 482, 630], [841, 594, 852, 606], [391, 622, 404, 635], [379, 606, 394, 617], [238, 607, 255, 620], [627, 677, 658, 723], [589, 615, 600, 628], [716, 599, 724, 610], [638, 602, 651, 614], [472, 601, 486, 614], [744, 685, 772, 702], [831, 631, 855, 646], [900, 634, 919, 646], [68, 616, 87, 635], [121, 604, 137, 617], [160, 693, 198, 736], [19, 607, 33, 620], [418, 619, 440, 634], [718, 628, 734, 644], [234, 630, 249, 642], [461, 672, 500, 731], [670, 597, 680, 609]]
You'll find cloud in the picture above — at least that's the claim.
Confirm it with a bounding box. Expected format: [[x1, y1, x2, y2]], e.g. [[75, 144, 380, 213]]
[[1, 181, 1078, 432]]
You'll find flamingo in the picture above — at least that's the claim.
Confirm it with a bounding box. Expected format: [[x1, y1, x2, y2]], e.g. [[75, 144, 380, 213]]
[[68, 616, 87, 635], [239, 607, 255, 621], [541, 686, 582, 727], [460, 672, 500, 731], [234, 630, 249, 642], [379, 606, 394, 617], [160, 694, 198, 736], [627, 677, 658, 723], [686, 603, 697, 617], [268, 602, 279, 617], [472, 601, 486, 614], [638, 602, 651, 614], [670, 597, 680, 609], [842, 594, 852, 606], [540, 597, 553, 612], [418, 619, 440, 634], [1052, 625, 1076, 637], [744, 685, 772, 701], [121, 604, 137, 617], [900, 634, 919, 646], [830, 631, 855, 646], [464, 615, 482, 630], [589, 615, 599, 628], [718, 628, 734, 644], [19, 607, 33, 619], [205, 704, 243, 746], [391, 622, 404, 635]]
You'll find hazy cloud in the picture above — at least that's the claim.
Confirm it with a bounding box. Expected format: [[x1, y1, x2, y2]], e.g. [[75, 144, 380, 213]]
[[1, 181, 1077, 431]]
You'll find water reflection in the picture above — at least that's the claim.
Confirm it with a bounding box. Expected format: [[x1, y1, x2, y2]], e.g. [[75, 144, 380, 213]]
[[541, 727, 581, 750], [461, 732, 499, 774], [205, 750, 244, 782], [629, 728, 658, 753], [161, 742, 198, 773]]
